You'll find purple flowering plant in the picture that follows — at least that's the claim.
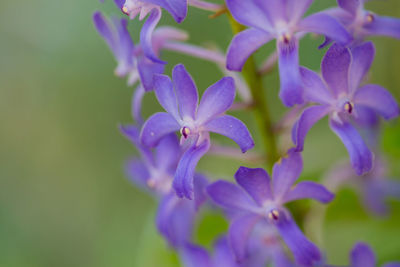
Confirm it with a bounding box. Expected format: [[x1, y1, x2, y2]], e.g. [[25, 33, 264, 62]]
[[93, 0, 400, 266]]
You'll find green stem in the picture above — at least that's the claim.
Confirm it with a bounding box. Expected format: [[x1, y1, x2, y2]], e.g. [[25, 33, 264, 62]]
[[227, 15, 279, 169]]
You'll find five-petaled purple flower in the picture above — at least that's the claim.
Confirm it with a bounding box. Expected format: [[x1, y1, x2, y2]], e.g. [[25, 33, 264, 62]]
[[293, 42, 399, 175], [207, 149, 334, 267], [225, 0, 352, 106], [140, 64, 254, 199], [350, 242, 400, 267]]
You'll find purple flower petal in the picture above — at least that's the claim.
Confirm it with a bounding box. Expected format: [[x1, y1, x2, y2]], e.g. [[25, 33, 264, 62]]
[[120, 124, 154, 165], [173, 139, 210, 199], [228, 213, 261, 261], [114, 0, 124, 8], [197, 77, 235, 124], [132, 85, 145, 124], [125, 158, 150, 189], [298, 12, 352, 45], [286, 0, 313, 23], [337, 0, 361, 15], [321, 44, 351, 96], [364, 15, 400, 40], [293, 105, 330, 152], [204, 115, 254, 153], [350, 243, 375, 267], [172, 64, 198, 120], [354, 84, 400, 120], [137, 57, 165, 91], [93, 12, 117, 56], [257, 0, 287, 25], [193, 173, 209, 211], [274, 212, 321, 267], [283, 181, 335, 204], [225, 0, 272, 31], [153, 74, 180, 120], [139, 8, 165, 64], [277, 38, 303, 107], [144, 0, 188, 23], [140, 112, 180, 147], [349, 42, 375, 93], [363, 180, 389, 216], [272, 149, 303, 202], [234, 167, 273, 206], [154, 133, 180, 173], [180, 243, 212, 267], [213, 236, 239, 267], [207, 180, 258, 212], [329, 119, 373, 175], [300, 67, 334, 105], [226, 28, 273, 71]]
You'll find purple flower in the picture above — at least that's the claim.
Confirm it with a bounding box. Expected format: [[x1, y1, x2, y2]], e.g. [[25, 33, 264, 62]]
[[93, 12, 188, 90], [293, 42, 399, 175], [207, 149, 334, 266], [140, 64, 254, 199], [225, 0, 352, 106], [350, 242, 400, 267], [325, 0, 400, 43]]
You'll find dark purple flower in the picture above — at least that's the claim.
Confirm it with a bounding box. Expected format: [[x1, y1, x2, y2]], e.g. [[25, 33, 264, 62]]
[[225, 0, 352, 107], [293, 42, 399, 175], [140, 64, 254, 199], [207, 149, 334, 266], [325, 0, 400, 43], [350, 242, 400, 267]]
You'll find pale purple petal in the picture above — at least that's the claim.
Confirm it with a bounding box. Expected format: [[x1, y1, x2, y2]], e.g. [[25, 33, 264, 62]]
[[363, 180, 389, 215], [228, 213, 261, 261], [286, 0, 312, 23], [213, 236, 239, 267], [256, 0, 287, 25], [207, 180, 259, 212], [321, 44, 351, 96], [140, 112, 180, 147], [226, 28, 273, 71], [234, 167, 273, 205], [153, 74, 180, 120], [93, 12, 117, 55], [193, 173, 208, 211], [337, 0, 361, 15], [180, 243, 212, 267], [293, 105, 330, 152], [173, 139, 210, 199], [172, 64, 198, 120], [329, 119, 373, 175], [137, 57, 165, 91], [354, 84, 400, 120], [353, 106, 379, 127], [120, 124, 154, 165], [139, 8, 164, 63], [225, 0, 272, 31], [144, 0, 188, 23], [349, 42, 375, 93], [114, 0, 124, 8], [154, 133, 180, 173], [272, 149, 303, 201], [204, 115, 254, 153], [277, 38, 304, 107], [350, 243, 375, 267], [125, 158, 150, 190], [364, 16, 400, 40], [300, 67, 334, 105], [298, 12, 352, 45], [283, 181, 335, 204], [196, 77, 235, 124], [132, 85, 145, 124]]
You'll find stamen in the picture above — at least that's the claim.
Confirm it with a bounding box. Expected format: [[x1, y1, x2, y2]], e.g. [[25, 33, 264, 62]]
[[279, 33, 291, 44], [268, 209, 280, 221], [122, 6, 129, 15], [343, 101, 354, 114], [366, 13, 374, 23], [180, 127, 191, 139]]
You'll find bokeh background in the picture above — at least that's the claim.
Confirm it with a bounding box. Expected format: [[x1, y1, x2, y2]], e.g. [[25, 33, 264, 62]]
[[1, 0, 400, 266]]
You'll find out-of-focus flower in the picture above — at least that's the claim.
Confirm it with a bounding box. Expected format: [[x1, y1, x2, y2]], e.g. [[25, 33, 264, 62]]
[[293, 42, 399, 175], [207, 149, 334, 266], [225, 0, 352, 106], [140, 64, 254, 199], [350, 242, 400, 267]]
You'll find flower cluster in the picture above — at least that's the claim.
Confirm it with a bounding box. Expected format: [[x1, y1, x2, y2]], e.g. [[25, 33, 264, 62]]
[[93, 0, 400, 266]]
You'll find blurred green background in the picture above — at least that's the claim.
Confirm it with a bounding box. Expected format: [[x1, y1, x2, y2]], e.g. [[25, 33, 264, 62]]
[[1, 0, 399, 266]]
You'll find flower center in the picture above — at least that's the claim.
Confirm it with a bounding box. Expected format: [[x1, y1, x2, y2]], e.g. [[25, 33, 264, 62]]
[[180, 126, 191, 139], [279, 33, 292, 45], [343, 101, 354, 114], [365, 12, 375, 24], [267, 209, 280, 222]]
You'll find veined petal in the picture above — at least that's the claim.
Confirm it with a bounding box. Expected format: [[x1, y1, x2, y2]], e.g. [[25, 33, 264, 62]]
[[228, 213, 261, 261], [283, 181, 335, 204], [140, 112, 180, 147], [293, 105, 330, 152], [275, 212, 321, 266], [350, 243, 375, 267], [298, 12, 352, 45], [364, 15, 400, 40], [207, 180, 259, 212], [286, 0, 313, 24], [300, 67, 334, 104], [204, 115, 254, 153], [354, 84, 400, 120], [337, 0, 361, 15], [180, 243, 212, 267], [235, 167, 273, 205], [329, 119, 373, 175], [225, 0, 272, 31], [172, 64, 199, 120], [154, 74, 180, 120], [143, 0, 188, 23], [272, 149, 303, 202], [227, 28, 273, 71], [137, 57, 165, 91], [321, 44, 351, 96], [349, 42, 375, 94], [196, 77, 235, 124], [277, 38, 304, 107], [155, 133, 180, 173], [139, 8, 165, 63], [173, 139, 210, 199]]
